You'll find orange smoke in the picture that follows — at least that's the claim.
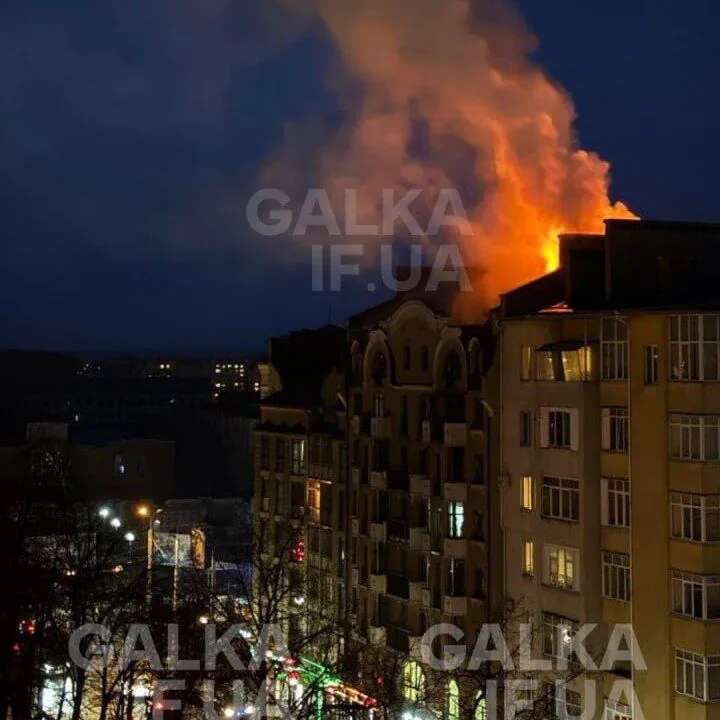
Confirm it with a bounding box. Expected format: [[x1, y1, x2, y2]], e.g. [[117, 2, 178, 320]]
[[270, 0, 637, 306]]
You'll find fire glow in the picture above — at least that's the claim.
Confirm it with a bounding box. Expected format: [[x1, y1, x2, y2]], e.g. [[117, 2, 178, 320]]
[[268, 0, 637, 304]]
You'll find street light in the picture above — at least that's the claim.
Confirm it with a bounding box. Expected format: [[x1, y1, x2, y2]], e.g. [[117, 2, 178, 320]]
[[135, 504, 150, 518], [110, 518, 121, 529], [98, 507, 110, 519], [124, 532, 136, 542]]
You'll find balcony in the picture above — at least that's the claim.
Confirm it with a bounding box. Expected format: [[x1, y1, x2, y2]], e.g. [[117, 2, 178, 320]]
[[409, 526, 430, 552], [371, 416, 390, 439], [444, 482, 468, 503], [409, 580, 426, 605], [443, 537, 467, 559], [388, 519, 409, 543], [443, 595, 468, 616], [410, 473, 430, 496], [368, 625, 386, 646], [444, 422, 467, 447], [370, 470, 387, 490], [370, 573, 387, 594]]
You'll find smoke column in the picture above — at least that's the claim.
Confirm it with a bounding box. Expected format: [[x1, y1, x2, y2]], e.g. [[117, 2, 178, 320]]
[[263, 0, 636, 307]]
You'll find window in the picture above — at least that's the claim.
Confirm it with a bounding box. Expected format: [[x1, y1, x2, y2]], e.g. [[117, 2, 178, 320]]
[[543, 544, 579, 591], [601, 478, 631, 527], [670, 314, 720, 381], [535, 347, 591, 382], [675, 649, 720, 702], [520, 345, 533, 380], [474, 691, 487, 720], [539, 407, 578, 450], [557, 688, 582, 719], [520, 411, 533, 447], [672, 571, 720, 619], [447, 680, 460, 720], [671, 493, 720, 542], [645, 344, 659, 385], [601, 317, 628, 380], [402, 661, 426, 703], [545, 684, 582, 719], [604, 700, 632, 720], [447, 558, 465, 596], [542, 477, 580, 522], [374, 393, 385, 418], [260, 437, 270, 469], [522, 540, 534, 577], [291, 439, 305, 475], [670, 414, 720, 461], [602, 552, 631, 602], [542, 613, 578, 658], [521, 475, 534, 511], [602, 408, 628, 452], [275, 438, 286, 472], [535, 350, 557, 381], [448, 502, 465, 538]]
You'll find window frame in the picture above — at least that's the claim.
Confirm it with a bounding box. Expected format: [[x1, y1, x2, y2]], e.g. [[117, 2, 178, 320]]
[[541, 476, 580, 523], [601, 478, 631, 528], [601, 317, 629, 381], [602, 551, 631, 602]]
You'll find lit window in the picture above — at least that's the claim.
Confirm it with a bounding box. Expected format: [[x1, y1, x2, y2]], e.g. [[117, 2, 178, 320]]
[[521, 476, 534, 511], [291, 439, 306, 476], [402, 661, 426, 703], [522, 540, 534, 577], [543, 544, 579, 591], [447, 680, 460, 720], [448, 502, 464, 538]]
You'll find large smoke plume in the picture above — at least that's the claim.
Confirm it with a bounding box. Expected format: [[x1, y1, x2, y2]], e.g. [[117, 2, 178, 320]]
[[262, 0, 635, 307]]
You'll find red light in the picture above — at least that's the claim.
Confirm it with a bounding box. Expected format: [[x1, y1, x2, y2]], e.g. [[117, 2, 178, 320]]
[[11, 642, 21, 654], [291, 537, 305, 563]]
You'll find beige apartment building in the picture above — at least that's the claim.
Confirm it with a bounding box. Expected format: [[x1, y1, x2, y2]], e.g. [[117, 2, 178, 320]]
[[499, 219, 720, 720]]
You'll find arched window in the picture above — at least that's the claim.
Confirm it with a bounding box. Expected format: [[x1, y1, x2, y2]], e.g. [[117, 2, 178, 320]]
[[402, 660, 426, 704], [372, 351, 387, 384], [474, 690, 487, 720], [447, 679, 460, 720]]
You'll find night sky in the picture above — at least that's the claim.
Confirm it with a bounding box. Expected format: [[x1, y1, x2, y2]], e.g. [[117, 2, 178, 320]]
[[1, 0, 718, 354]]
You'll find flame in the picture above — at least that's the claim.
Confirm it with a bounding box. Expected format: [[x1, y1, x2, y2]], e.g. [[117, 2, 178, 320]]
[[268, 0, 638, 306]]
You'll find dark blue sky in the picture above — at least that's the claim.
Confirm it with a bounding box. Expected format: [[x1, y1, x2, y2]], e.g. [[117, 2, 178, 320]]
[[1, 0, 718, 354]]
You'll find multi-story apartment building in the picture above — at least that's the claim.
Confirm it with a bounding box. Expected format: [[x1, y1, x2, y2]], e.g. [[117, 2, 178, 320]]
[[499, 219, 720, 720], [253, 326, 349, 649], [346, 279, 502, 717]]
